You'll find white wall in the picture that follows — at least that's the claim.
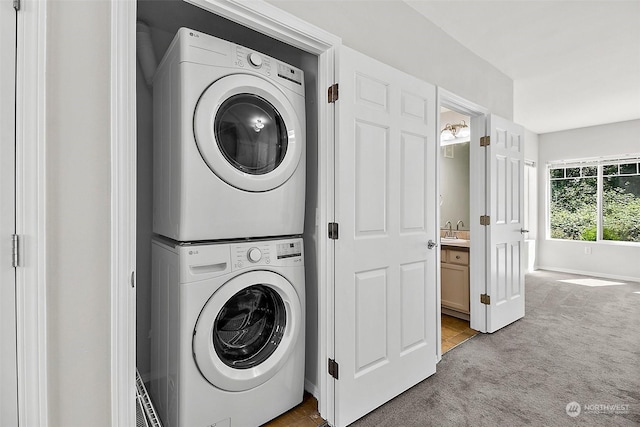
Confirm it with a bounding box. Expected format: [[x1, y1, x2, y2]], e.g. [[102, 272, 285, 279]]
[[537, 119, 640, 281], [524, 129, 539, 240], [46, 0, 111, 425], [524, 129, 539, 167], [523, 129, 539, 272], [268, 0, 513, 120]]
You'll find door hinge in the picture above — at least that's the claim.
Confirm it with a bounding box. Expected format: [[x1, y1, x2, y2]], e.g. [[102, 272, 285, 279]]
[[13, 0, 20, 11], [328, 83, 339, 103], [480, 136, 490, 147], [480, 215, 490, 226], [480, 294, 491, 305], [328, 222, 339, 240], [11, 234, 19, 268], [328, 358, 339, 379]]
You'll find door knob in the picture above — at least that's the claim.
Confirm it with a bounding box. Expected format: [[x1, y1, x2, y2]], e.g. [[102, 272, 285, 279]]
[[427, 239, 437, 249], [520, 228, 529, 234]]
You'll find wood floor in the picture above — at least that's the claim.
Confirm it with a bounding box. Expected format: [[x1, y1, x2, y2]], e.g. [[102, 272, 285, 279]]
[[262, 392, 326, 427], [264, 315, 477, 426], [441, 313, 478, 353]]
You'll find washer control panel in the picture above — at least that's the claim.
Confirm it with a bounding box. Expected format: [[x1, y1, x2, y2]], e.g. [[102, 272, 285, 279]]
[[231, 238, 303, 270], [276, 241, 302, 259]]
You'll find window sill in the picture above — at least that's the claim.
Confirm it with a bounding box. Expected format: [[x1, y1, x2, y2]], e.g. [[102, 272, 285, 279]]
[[546, 237, 640, 247]]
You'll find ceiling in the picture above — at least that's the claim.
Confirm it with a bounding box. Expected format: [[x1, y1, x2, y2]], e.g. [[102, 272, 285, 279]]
[[405, 0, 640, 134]]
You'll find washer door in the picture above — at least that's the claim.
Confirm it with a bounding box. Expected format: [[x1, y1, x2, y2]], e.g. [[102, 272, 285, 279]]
[[194, 74, 303, 192], [193, 270, 302, 392]]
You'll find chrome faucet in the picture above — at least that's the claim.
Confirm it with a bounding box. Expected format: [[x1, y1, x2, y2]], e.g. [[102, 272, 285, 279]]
[[445, 221, 452, 237], [456, 220, 464, 230]]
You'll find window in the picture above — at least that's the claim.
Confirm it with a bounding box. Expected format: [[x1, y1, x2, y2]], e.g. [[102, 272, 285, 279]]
[[548, 157, 640, 243]]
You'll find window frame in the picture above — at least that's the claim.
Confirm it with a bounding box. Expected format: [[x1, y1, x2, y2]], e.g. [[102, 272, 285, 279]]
[[546, 155, 640, 246]]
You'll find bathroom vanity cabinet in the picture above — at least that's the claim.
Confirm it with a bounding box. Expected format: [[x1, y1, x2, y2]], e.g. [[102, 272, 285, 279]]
[[441, 246, 470, 319]]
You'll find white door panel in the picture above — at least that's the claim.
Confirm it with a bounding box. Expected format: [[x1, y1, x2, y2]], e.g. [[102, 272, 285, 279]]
[[486, 114, 525, 333], [1, 0, 18, 425], [333, 46, 437, 427]]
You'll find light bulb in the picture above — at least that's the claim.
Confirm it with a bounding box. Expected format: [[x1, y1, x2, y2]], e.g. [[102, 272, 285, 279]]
[[441, 129, 455, 141]]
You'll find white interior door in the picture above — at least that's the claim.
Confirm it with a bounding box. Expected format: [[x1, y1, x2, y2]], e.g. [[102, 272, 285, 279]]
[[485, 114, 525, 333], [333, 46, 438, 427], [0, 0, 18, 425]]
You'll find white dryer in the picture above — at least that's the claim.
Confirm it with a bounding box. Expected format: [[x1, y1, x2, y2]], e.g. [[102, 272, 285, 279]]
[[150, 236, 305, 427], [153, 28, 306, 241]]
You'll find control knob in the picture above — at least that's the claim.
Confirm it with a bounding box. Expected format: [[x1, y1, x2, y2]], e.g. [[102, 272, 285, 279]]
[[247, 247, 262, 263], [248, 53, 263, 68]]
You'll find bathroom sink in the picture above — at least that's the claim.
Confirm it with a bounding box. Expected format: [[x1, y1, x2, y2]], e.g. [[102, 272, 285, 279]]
[[440, 237, 470, 248]]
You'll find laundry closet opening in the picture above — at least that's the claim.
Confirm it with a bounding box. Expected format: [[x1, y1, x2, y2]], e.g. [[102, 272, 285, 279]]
[[439, 107, 478, 352], [135, 0, 321, 424]]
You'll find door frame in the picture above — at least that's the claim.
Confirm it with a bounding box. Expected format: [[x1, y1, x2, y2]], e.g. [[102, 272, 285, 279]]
[[1, 1, 18, 424], [13, 0, 49, 425], [110, 0, 340, 425], [436, 88, 489, 340]]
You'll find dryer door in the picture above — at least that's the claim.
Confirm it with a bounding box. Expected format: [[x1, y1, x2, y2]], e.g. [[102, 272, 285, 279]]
[[193, 270, 302, 392], [194, 74, 303, 192]]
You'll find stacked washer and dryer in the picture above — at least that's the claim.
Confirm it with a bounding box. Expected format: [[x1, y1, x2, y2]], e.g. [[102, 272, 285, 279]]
[[150, 28, 307, 427]]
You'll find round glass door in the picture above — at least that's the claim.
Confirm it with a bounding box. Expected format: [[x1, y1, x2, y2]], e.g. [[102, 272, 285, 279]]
[[215, 94, 288, 176], [213, 284, 286, 369], [192, 270, 302, 392], [194, 74, 303, 193]]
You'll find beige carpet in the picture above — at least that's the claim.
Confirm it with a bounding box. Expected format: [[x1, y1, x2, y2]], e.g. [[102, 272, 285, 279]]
[[352, 270, 640, 426]]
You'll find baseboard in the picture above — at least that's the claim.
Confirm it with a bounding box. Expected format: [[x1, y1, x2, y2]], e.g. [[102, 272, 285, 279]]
[[536, 266, 640, 283], [304, 379, 319, 399], [441, 307, 470, 321]]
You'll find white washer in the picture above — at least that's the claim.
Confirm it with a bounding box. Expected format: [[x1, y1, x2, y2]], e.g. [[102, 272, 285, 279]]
[[150, 236, 305, 427], [153, 28, 306, 241]]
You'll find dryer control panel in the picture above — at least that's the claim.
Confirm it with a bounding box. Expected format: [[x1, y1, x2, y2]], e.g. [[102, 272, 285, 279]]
[[231, 238, 303, 270], [233, 45, 304, 88], [235, 46, 273, 75]]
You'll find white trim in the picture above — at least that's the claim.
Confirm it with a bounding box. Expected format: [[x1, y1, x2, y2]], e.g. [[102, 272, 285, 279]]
[[535, 266, 640, 284], [433, 88, 443, 360], [111, 0, 340, 425], [110, 0, 137, 426], [304, 379, 319, 400], [317, 45, 337, 422], [15, 0, 49, 425], [546, 153, 640, 168], [184, 0, 334, 55], [438, 87, 489, 118]]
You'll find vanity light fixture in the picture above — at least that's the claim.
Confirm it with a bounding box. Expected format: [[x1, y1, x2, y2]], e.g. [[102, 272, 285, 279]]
[[440, 120, 470, 145], [441, 121, 469, 138]]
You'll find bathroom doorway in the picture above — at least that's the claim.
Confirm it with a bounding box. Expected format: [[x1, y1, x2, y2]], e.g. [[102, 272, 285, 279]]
[[439, 108, 476, 353]]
